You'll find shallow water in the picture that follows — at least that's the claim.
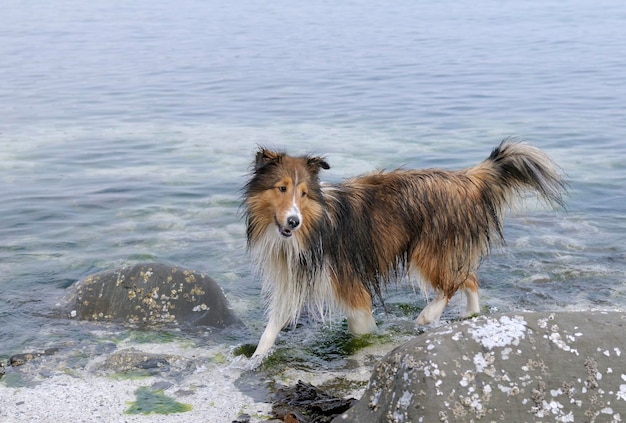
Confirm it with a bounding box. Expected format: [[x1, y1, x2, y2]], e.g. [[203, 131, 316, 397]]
[[1, 0, 625, 388]]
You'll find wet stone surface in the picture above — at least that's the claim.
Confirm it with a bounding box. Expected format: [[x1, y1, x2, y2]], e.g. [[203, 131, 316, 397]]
[[272, 380, 357, 423], [9, 348, 60, 367], [58, 262, 242, 328], [335, 311, 626, 423]]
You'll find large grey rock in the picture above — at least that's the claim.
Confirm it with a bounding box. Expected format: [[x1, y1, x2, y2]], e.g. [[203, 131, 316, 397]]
[[335, 311, 626, 422], [59, 263, 242, 328]]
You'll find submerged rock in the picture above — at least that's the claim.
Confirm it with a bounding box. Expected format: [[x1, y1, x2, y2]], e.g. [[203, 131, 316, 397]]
[[94, 347, 201, 380], [9, 348, 60, 367], [335, 311, 626, 422], [59, 263, 242, 328]]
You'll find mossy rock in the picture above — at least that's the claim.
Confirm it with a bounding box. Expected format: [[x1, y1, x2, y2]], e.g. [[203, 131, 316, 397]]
[[59, 263, 242, 328]]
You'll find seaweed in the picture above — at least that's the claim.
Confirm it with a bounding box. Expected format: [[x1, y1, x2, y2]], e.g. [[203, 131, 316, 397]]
[[125, 386, 192, 415]]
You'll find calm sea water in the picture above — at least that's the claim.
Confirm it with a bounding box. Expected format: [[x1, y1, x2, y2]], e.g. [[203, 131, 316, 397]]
[[1, 0, 625, 358]]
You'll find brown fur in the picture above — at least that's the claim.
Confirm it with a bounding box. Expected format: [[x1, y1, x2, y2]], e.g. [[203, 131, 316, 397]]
[[243, 139, 566, 356]]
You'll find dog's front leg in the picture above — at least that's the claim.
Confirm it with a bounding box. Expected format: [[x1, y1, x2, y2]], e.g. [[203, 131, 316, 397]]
[[252, 316, 288, 357]]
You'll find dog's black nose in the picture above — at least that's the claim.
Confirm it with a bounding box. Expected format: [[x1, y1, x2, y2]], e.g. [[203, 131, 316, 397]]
[[287, 216, 300, 229]]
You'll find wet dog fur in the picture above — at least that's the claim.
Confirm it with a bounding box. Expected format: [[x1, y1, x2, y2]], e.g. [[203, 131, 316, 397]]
[[243, 139, 565, 356]]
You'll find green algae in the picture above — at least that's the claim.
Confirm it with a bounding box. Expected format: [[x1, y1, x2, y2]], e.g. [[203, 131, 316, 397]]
[[0, 371, 35, 388], [259, 347, 307, 370], [134, 331, 177, 344], [310, 322, 392, 359], [233, 343, 256, 358], [235, 319, 395, 369], [212, 351, 228, 364], [395, 302, 422, 316], [125, 386, 192, 415], [109, 369, 154, 380], [116, 330, 178, 344]]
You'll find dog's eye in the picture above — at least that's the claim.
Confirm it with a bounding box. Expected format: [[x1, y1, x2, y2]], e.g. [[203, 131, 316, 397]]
[[301, 191, 307, 197], [278, 186, 287, 193]]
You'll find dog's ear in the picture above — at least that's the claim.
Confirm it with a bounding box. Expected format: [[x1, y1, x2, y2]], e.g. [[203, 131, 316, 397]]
[[307, 155, 330, 174], [254, 148, 282, 171]]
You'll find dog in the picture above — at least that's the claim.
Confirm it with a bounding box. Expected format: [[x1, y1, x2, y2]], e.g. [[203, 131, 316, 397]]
[[243, 139, 565, 357]]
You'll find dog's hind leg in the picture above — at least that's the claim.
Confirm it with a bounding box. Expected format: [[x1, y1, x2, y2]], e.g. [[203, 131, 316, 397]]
[[462, 273, 480, 317], [415, 294, 448, 325], [415, 273, 480, 325]]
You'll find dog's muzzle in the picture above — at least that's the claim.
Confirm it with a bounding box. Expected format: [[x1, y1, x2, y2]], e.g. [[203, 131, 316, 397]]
[[277, 215, 300, 238]]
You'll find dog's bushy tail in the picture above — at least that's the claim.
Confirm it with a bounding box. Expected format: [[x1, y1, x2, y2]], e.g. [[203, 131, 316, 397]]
[[477, 138, 566, 209], [462, 139, 566, 252]]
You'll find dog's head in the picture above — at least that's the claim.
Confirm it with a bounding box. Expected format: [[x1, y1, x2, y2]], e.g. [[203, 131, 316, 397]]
[[244, 148, 329, 240]]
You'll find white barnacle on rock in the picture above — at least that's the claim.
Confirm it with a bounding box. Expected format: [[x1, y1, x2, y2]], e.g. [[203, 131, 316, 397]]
[[558, 411, 575, 423], [398, 390, 413, 409], [501, 347, 512, 360], [70, 310, 77, 318], [459, 370, 474, 387], [498, 383, 520, 396], [545, 331, 579, 355], [551, 388, 563, 397], [547, 332, 567, 349], [482, 384, 492, 398], [537, 319, 547, 329], [470, 315, 526, 350], [192, 303, 209, 312], [452, 331, 463, 341], [422, 361, 445, 390], [458, 392, 486, 417], [140, 270, 153, 282], [473, 352, 489, 373], [617, 383, 626, 402], [368, 389, 381, 409]]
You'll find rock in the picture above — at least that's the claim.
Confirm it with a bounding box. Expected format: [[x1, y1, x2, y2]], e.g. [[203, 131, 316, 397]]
[[232, 414, 251, 423], [334, 311, 626, 422], [273, 380, 357, 423], [9, 348, 60, 367], [59, 263, 242, 328], [97, 348, 179, 375]]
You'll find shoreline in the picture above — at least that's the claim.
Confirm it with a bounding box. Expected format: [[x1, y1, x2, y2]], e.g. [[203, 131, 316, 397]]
[[1, 341, 273, 423], [0, 328, 381, 423]]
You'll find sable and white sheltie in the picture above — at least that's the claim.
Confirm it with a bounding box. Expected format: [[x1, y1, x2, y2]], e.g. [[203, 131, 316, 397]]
[[243, 139, 565, 357]]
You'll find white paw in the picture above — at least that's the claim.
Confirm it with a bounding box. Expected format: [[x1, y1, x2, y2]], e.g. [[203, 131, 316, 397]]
[[229, 353, 267, 371], [415, 312, 431, 326], [415, 297, 448, 326]]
